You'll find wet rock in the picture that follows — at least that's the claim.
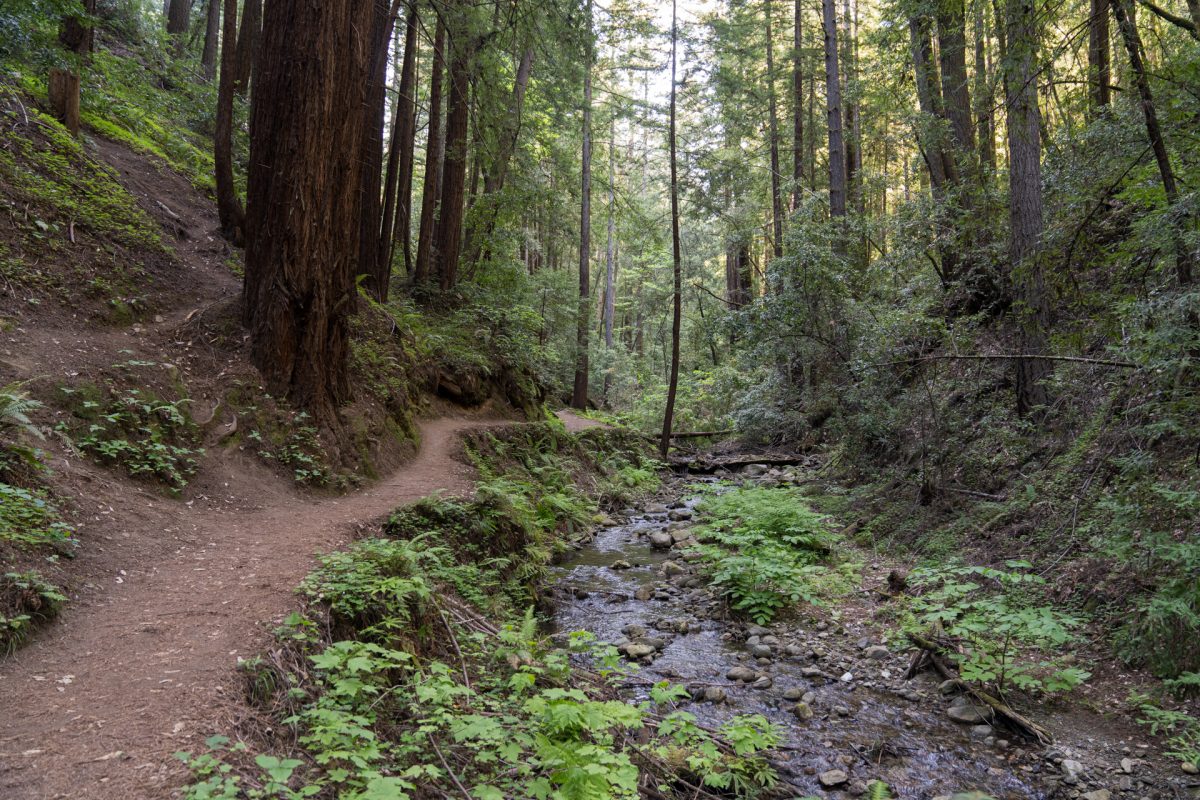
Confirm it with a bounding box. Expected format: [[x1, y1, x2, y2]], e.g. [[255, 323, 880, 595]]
[[751, 676, 773, 690], [848, 781, 869, 797], [800, 666, 826, 679], [622, 624, 647, 638], [645, 503, 669, 515], [649, 532, 674, 550], [840, 672, 854, 682], [834, 705, 850, 717], [802, 691, 815, 704], [939, 679, 963, 695], [747, 624, 770, 636], [863, 645, 890, 660], [594, 513, 617, 526], [746, 635, 761, 646], [782, 687, 806, 701], [969, 725, 995, 740], [611, 559, 632, 570], [668, 509, 693, 521], [947, 702, 993, 725], [761, 634, 779, 645], [750, 644, 773, 659], [1182, 761, 1199, 775], [784, 644, 804, 657], [703, 687, 727, 703], [633, 585, 654, 601], [618, 643, 655, 660], [726, 666, 758, 682], [818, 769, 848, 788], [661, 561, 686, 577], [1082, 791, 1111, 800], [1061, 760, 1086, 783], [1121, 758, 1135, 774], [670, 529, 691, 543], [792, 702, 814, 721]]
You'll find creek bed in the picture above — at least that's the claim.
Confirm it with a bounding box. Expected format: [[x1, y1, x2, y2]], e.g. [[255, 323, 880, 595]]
[[547, 475, 1050, 799]]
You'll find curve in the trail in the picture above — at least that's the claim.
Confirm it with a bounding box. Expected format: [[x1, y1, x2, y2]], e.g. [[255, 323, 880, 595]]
[[0, 416, 504, 800]]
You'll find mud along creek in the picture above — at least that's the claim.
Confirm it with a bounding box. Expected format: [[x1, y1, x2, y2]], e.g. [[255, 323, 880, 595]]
[[545, 466, 1183, 800]]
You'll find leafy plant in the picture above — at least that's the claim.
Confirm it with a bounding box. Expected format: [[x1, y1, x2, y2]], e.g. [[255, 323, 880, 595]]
[[1131, 691, 1200, 768], [0, 482, 75, 550], [906, 561, 1090, 696], [1, 570, 66, 653]]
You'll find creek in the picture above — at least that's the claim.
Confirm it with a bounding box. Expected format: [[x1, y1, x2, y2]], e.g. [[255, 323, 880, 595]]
[[548, 470, 1052, 799]]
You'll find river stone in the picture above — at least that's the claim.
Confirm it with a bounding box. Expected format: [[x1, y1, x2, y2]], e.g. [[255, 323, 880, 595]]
[[818, 769, 848, 788], [1082, 791, 1111, 800], [622, 624, 647, 638], [751, 676, 773, 690], [792, 702, 814, 720], [1182, 761, 1199, 775], [618, 643, 655, 660], [801, 666, 826, 679], [782, 687, 806, 701], [645, 503, 669, 515], [703, 687, 727, 703], [633, 585, 654, 601], [649, 532, 674, 550], [969, 725, 995, 740], [661, 560, 686, 576], [761, 634, 779, 645], [668, 509, 693, 521], [750, 644, 773, 659], [863, 645, 890, 660], [1061, 759, 1086, 783], [670, 529, 691, 543], [746, 635, 761, 646], [947, 703, 993, 725], [747, 624, 770, 636], [726, 666, 758, 682], [610, 559, 632, 570]]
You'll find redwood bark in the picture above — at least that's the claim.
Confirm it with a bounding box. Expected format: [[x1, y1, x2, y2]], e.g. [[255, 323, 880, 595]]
[[572, 0, 594, 410], [792, 0, 804, 208], [201, 0, 219, 79], [380, 4, 419, 279], [822, 0, 847, 223], [434, 6, 471, 292], [973, 1, 996, 173], [233, 0, 261, 95], [243, 0, 373, 420], [166, 0, 190, 43], [215, 0, 244, 244], [1088, 0, 1111, 112], [766, 0, 784, 260], [414, 17, 447, 285], [661, 0, 682, 458]]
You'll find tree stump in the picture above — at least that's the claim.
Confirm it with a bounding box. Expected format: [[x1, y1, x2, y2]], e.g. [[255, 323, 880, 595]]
[[48, 68, 81, 136]]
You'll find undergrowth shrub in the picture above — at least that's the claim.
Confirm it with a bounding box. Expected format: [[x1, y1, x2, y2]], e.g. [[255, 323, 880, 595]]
[[0, 570, 65, 654]]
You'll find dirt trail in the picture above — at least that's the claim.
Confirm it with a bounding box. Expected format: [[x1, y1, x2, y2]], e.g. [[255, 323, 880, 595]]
[[0, 415, 505, 799]]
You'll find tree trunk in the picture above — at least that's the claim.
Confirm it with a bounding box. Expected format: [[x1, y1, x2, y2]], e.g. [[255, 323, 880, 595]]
[[766, 0, 784, 260], [572, 0, 594, 410], [166, 0, 190, 49], [937, 0, 977, 170], [661, 0, 682, 459], [973, 0, 995, 173], [59, 0, 96, 57], [48, 69, 81, 135], [792, 0, 804, 208], [434, 4, 471, 292], [1111, 0, 1193, 285], [822, 0, 847, 222], [1003, 0, 1052, 415], [603, 114, 616, 352], [379, 3, 419, 279], [215, 0, 244, 244], [201, 0, 219, 79], [242, 0, 373, 420], [842, 0, 860, 213], [234, 0, 261, 95], [414, 16, 447, 286], [1088, 0, 1112, 112], [358, 0, 402, 302]]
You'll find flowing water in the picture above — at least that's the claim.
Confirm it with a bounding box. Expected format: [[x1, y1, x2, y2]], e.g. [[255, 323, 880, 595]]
[[548, 474, 1052, 799]]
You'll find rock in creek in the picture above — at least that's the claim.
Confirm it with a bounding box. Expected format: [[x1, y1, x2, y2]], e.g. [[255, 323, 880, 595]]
[[947, 702, 993, 725], [645, 503, 669, 515], [667, 508, 693, 521], [611, 559, 632, 570], [649, 532, 674, 550], [818, 769, 849, 788], [863, 645, 890, 660], [726, 666, 759, 682], [792, 702, 814, 721], [618, 643, 655, 660], [633, 585, 654, 601], [703, 686, 727, 703]]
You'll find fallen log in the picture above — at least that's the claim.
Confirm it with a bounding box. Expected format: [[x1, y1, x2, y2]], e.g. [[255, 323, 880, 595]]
[[670, 455, 812, 474], [906, 631, 1053, 745]]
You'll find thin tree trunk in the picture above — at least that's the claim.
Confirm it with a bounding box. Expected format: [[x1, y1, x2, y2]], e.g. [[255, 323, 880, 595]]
[[842, 0, 859, 213], [973, 0, 995, 173], [166, 0, 190, 50], [1004, 0, 1052, 415], [414, 17, 446, 286], [215, 0, 244, 244], [661, 0, 682, 458], [358, 0, 401, 302], [201, 0, 219, 78], [434, 3, 471, 292], [766, 0, 784, 259], [792, 0, 804, 208], [938, 0, 978, 170], [233, 0, 261, 95], [603, 114, 616, 352], [243, 0, 373, 420], [823, 0, 847, 223], [52, 0, 94, 136], [572, 0, 594, 410], [1089, 0, 1112, 112], [1111, 0, 1192, 285], [380, 3, 419, 278]]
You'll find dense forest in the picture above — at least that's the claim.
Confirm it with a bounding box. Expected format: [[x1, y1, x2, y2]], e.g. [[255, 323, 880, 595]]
[[0, 0, 1198, 797]]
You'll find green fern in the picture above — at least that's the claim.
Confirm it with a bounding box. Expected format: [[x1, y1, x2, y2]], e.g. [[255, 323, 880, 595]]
[[0, 383, 43, 441]]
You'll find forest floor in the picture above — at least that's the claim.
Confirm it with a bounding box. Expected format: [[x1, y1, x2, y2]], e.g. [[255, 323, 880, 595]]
[[0, 133, 511, 798]]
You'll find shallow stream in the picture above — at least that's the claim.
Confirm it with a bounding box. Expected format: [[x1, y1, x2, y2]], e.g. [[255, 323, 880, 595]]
[[548, 474, 1051, 799]]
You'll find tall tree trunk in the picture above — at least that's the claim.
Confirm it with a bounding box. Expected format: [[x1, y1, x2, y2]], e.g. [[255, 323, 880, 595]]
[[358, 0, 403, 302], [842, 0, 860, 213], [214, 0, 244, 243], [1088, 0, 1112, 112], [1004, 0, 1052, 415], [603, 114, 616, 352], [822, 0, 847, 223], [243, 0, 373, 420], [937, 0, 977, 170], [791, 0, 805, 209], [973, 0, 996, 173], [1111, 0, 1193, 285], [434, 4, 471, 292], [166, 0, 190, 50], [414, 16, 447, 286], [201, 0, 219, 79], [234, 0, 261, 95], [572, 0, 594, 410], [766, 0, 784, 260], [380, 3, 419, 279], [661, 0, 682, 458]]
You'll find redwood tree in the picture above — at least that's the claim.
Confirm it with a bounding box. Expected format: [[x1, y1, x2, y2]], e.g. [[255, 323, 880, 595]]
[[214, 0, 244, 243], [572, 0, 594, 410], [661, 0, 682, 457], [243, 0, 373, 419]]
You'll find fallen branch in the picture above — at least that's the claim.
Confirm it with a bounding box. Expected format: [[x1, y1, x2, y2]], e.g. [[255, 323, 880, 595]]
[[942, 486, 1008, 502], [672, 455, 811, 474], [428, 734, 473, 800], [906, 632, 1053, 745], [867, 353, 1137, 369]]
